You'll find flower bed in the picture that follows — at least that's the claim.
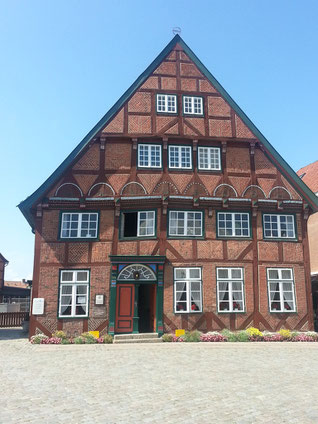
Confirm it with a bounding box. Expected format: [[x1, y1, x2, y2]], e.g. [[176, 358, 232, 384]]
[[161, 329, 318, 343], [30, 331, 113, 345]]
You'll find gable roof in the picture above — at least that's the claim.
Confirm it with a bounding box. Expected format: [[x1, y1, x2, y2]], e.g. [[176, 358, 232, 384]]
[[0, 253, 8, 265], [297, 160, 318, 194], [18, 34, 318, 228]]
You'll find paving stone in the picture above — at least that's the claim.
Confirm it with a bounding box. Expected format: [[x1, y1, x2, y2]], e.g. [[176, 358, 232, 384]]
[[1, 329, 318, 423]]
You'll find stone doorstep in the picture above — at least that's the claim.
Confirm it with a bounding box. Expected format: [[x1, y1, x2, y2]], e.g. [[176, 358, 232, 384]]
[[113, 332, 159, 341], [113, 337, 163, 344]]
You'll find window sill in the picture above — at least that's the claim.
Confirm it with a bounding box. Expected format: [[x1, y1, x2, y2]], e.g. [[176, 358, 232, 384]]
[[263, 238, 298, 242], [216, 236, 252, 241], [58, 316, 89, 320], [174, 311, 203, 314], [168, 236, 204, 240], [119, 237, 158, 241], [217, 311, 246, 314], [269, 311, 297, 314], [59, 237, 99, 242]]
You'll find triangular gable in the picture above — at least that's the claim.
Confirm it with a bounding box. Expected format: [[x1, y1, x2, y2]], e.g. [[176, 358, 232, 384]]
[[19, 35, 318, 228]]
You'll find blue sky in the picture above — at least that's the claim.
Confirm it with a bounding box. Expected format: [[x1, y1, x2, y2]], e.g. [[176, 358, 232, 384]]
[[1, 0, 317, 280]]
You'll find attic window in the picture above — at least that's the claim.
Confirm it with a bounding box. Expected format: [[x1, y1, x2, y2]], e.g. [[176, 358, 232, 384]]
[[156, 94, 177, 114], [183, 96, 203, 115]]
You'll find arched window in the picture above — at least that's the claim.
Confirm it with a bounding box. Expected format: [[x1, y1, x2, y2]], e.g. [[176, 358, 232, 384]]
[[117, 264, 156, 281]]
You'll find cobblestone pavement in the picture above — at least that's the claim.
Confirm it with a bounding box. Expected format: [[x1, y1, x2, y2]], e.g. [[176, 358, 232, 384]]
[[1, 329, 318, 424]]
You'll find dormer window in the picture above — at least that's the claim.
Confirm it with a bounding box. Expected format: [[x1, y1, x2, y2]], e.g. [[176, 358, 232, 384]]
[[183, 96, 203, 115], [156, 94, 177, 114]]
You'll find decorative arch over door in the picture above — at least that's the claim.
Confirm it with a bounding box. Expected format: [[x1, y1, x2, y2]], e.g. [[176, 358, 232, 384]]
[[117, 264, 157, 281]]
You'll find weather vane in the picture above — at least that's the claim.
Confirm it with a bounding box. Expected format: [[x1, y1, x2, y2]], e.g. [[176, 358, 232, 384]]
[[172, 27, 181, 35]]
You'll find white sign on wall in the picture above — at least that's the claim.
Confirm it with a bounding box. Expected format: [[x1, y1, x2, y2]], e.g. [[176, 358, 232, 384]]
[[95, 294, 104, 305], [32, 298, 44, 315]]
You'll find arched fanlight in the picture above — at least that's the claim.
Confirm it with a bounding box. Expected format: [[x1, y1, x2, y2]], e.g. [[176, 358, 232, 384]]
[[117, 264, 156, 281]]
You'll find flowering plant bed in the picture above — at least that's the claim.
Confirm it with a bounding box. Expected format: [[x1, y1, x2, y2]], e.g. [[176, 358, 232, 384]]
[[162, 328, 318, 343], [30, 331, 113, 345]]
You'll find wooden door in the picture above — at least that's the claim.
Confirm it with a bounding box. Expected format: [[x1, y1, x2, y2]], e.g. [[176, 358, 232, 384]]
[[115, 284, 134, 333]]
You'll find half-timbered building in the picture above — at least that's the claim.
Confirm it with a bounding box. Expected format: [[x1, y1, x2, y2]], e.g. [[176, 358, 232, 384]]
[[19, 35, 318, 338]]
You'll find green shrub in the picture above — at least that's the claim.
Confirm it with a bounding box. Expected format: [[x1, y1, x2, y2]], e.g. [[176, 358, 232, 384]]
[[221, 329, 237, 342], [236, 331, 249, 342], [61, 338, 71, 345], [74, 336, 85, 344], [52, 330, 68, 340], [103, 334, 113, 344], [183, 330, 201, 342], [162, 334, 174, 342], [81, 332, 97, 344], [30, 334, 48, 344]]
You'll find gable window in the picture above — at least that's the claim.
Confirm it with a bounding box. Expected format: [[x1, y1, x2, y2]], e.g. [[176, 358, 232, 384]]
[[217, 268, 245, 313], [263, 214, 296, 239], [217, 212, 250, 238], [138, 144, 162, 168], [156, 94, 177, 114], [59, 270, 89, 318], [198, 147, 221, 170], [168, 145, 192, 169], [267, 268, 296, 312], [60, 212, 98, 239], [121, 211, 156, 238], [174, 267, 202, 313], [183, 96, 203, 115], [169, 211, 203, 237]]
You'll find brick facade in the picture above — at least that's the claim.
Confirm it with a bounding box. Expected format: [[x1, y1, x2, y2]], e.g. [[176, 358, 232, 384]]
[[20, 36, 316, 337]]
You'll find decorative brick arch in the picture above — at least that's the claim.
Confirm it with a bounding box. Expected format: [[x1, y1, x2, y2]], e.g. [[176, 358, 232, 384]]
[[242, 185, 266, 199], [152, 181, 179, 195], [269, 186, 292, 200], [213, 183, 237, 198], [184, 182, 209, 196], [120, 181, 147, 196], [88, 182, 115, 197], [55, 183, 83, 198]]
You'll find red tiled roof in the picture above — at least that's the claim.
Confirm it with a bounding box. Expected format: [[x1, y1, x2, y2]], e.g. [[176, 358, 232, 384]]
[[297, 160, 318, 194], [4, 281, 30, 289]]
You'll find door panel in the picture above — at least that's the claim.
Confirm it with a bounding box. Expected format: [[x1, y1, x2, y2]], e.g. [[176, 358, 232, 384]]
[[115, 284, 134, 333]]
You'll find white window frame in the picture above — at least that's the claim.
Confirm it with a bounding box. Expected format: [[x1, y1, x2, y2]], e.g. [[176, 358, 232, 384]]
[[183, 96, 203, 115], [168, 211, 203, 237], [137, 144, 162, 168], [174, 267, 202, 313], [60, 212, 98, 239], [198, 147, 221, 171], [217, 268, 245, 313], [59, 270, 89, 318], [217, 212, 250, 238], [263, 214, 296, 239], [267, 268, 296, 313], [137, 211, 156, 237], [168, 145, 192, 169], [156, 94, 177, 114]]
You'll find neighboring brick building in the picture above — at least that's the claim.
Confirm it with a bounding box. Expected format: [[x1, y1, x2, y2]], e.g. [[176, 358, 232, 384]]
[[19, 35, 318, 338], [297, 161, 318, 324], [0, 253, 9, 300]]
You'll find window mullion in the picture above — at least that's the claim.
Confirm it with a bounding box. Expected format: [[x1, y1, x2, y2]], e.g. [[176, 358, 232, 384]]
[[232, 214, 235, 237], [229, 281, 233, 312], [71, 284, 76, 317], [187, 280, 190, 312], [279, 282, 284, 311], [78, 214, 82, 238], [184, 212, 188, 236]]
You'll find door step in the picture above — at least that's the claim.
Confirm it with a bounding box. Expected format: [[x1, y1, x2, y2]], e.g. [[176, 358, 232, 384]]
[[113, 333, 162, 344]]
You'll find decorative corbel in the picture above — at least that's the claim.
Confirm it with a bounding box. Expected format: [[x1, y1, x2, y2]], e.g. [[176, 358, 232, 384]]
[[132, 138, 138, 150], [36, 204, 42, 218], [162, 195, 168, 215], [222, 198, 229, 208], [193, 139, 198, 152], [221, 141, 227, 154], [163, 137, 168, 150], [250, 141, 255, 156], [41, 198, 49, 209], [80, 197, 86, 209], [115, 198, 121, 217], [277, 201, 284, 210], [193, 197, 199, 207], [100, 137, 106, 151], [303, 203, 309, 220], [252, 201, 258, 217], [208, 207, 213, 218]]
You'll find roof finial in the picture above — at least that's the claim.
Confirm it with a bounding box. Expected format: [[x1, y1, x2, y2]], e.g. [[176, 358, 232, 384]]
[[172, 27, 181, 36]]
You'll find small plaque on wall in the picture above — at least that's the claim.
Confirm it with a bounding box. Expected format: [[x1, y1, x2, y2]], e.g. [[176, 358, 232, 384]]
[[95, 294, 104, 305], [32, 298, 44, 315]]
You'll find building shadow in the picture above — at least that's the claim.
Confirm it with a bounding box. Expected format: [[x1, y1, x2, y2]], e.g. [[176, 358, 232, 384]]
[[0, 328, 28, 341]]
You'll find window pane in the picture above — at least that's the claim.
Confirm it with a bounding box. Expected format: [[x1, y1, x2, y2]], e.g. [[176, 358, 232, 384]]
[[190, 268, 200, 279], [76, 305, 86, 315], [175, 269, 187, 279], [61, 272, 73, 282], [268, 269, 279, 279], [60, 305, 72, 315], [231, 269, 242, 279], [281, 269, 292, 280], [61, 284, 72, 294], [217, 269, 228, 279]]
